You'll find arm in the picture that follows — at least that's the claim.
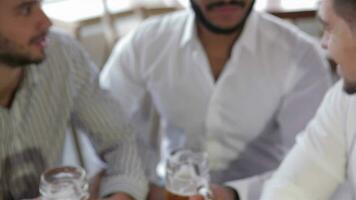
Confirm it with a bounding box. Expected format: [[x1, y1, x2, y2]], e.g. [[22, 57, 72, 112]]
[[189, 185, 239, 200], [275, 42, 332, 150], [71, 40, 148, 200], [223, 40, 333, 200], [100, 34, 162, 183], [104, 193, 135, 200], [261, 82, 348, 199]]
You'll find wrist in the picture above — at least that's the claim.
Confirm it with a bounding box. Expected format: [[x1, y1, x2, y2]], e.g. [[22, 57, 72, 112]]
[[226, 186, 240, 200], [104, 192, 135, 200]]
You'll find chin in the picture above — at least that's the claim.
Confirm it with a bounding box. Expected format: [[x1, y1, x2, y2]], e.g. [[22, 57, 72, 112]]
[[343, 81, 356, 95], [212, 17, 243, 27], [31, 51, 46, 63], [216, 23, 240, 29]]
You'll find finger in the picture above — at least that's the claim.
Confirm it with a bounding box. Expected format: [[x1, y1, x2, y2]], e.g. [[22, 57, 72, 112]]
[[189, 195, 204, 200], [22, 198, 41, 200]]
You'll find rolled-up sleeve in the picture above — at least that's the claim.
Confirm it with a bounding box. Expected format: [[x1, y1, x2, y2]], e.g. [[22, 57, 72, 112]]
[[100, 34, 162, 184], [226, 37, 332, 200], [71, 41, 148, 200], [261, 82, 348, 200]]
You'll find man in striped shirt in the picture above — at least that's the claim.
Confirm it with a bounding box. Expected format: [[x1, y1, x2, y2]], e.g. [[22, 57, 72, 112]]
[[0, 0, 148, 199]]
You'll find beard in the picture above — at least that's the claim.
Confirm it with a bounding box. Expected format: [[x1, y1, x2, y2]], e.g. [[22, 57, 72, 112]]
[[0, 32, 47, 68], [190, 0, 255, 35], [343, 80, 356, 95], [0, 52, 44, 68]]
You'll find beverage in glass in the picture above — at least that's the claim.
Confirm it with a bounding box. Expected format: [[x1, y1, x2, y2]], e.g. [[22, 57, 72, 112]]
[[39, 166, 89, 200], [165, 149, 213, 200]]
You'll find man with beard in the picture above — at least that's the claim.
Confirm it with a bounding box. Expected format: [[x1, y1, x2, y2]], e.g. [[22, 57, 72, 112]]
[[100, 0, 332, 199], [261, 0, 356, 199], [0, 0, 148, 199]]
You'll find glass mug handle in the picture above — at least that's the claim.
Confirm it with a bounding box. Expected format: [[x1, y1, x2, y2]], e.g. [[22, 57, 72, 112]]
[[198, 185, 214, 200], [165, 149, 214, 199], [193, 162, 213, 200]]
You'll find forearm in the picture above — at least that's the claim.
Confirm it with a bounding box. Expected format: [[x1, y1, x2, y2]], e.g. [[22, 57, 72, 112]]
[[261, 140, 343, 200], [99, 133, 148, 200], [225, 171, 273, 200], [104, 193, 135, 200]]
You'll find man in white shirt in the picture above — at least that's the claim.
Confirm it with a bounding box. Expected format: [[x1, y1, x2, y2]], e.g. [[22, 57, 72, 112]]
[[0, 0, 147, 199], [261, 0, 356, 199], [100, 0, 332, 199]]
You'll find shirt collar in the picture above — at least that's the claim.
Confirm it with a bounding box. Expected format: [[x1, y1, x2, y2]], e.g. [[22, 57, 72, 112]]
[[237, 10, 258, 53], [24, 64, 41, 87], [180, 9, 259, 53], [180, 9, 197, 47]]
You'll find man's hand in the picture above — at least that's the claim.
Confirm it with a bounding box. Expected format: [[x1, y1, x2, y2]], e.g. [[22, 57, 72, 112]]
[[22, 198, 40, 200], [26, 193, 135, 200], [145, 183, 238, 200], [103, 193, 134, 200], [147, 183, 165, 200], [189, 185, 237, 200]]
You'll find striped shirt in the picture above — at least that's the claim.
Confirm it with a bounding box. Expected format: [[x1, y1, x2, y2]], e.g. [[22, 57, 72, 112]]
[[0, 32, 148, 200]]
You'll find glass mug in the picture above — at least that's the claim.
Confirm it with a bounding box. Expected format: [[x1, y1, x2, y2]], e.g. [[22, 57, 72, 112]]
[[165, 149, 213, 200], [39, 166, 89, 200]]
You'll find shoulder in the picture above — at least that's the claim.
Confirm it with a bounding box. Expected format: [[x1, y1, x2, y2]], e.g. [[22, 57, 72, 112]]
[[44, 30, 98, 79], [321, 81, 352, 114], [47, 31, 82, 52], [45, 30, 89, 64], [256, 12, 317, 49], [122, 10, 189, 48], [109, 9, 190, 66], [254, 12, 327, 75]]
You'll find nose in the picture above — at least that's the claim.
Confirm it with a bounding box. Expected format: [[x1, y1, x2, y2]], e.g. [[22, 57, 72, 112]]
[[37, 8, 53, 31]]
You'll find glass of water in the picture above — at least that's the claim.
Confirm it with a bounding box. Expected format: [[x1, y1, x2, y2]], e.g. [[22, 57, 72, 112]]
[[39, 166, 89, 200], [165, 149, 213, 200]]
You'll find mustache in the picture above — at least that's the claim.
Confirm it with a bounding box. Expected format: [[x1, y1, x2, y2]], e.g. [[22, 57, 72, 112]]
[[206, 0, 246, 11], [29, 31, 48, 44]]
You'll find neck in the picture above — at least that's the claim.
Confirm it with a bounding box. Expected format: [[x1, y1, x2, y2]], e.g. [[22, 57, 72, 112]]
[[0, 63, 24, 108], [197, 23, 241, 81], [198, 24, 241, 56]]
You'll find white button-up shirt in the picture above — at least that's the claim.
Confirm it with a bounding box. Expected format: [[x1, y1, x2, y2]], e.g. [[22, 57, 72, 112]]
[[100, 9, 331, 199], [261, 82, 356, 200]]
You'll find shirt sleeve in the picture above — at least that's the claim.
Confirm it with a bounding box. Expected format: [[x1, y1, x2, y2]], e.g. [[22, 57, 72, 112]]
[[100, 34, 163, 184], [276, 40, 332, 150], [70, 38, 148, 200], [226, 39, 333, 200], [261, 82, 348, 200]]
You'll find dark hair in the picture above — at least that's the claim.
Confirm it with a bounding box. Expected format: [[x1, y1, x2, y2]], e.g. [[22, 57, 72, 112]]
[[333, 0, 356, 29]]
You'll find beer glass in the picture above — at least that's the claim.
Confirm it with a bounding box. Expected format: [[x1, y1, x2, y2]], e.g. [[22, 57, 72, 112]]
[[39, 166, 89, 200], [165, 150, 213, 200]]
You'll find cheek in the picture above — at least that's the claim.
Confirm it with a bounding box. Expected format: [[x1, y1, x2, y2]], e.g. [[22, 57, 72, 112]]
[[328, 32, 348, 64], [2, 18, 36, 45], [328, 37, 340, 57], [193, 0, 206, 9], [321, 32, 330, 50], [6, 29, 32, 47], [331, 32, 355, 63], [331, 41, 356, 81]]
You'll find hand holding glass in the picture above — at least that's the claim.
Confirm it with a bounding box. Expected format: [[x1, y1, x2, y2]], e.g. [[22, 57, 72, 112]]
[[165, 150, 213, 200], [40, 166, 89, 200]]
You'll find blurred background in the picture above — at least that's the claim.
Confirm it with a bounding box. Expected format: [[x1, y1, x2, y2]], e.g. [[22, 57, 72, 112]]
[[43, 0, 322, 67]]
